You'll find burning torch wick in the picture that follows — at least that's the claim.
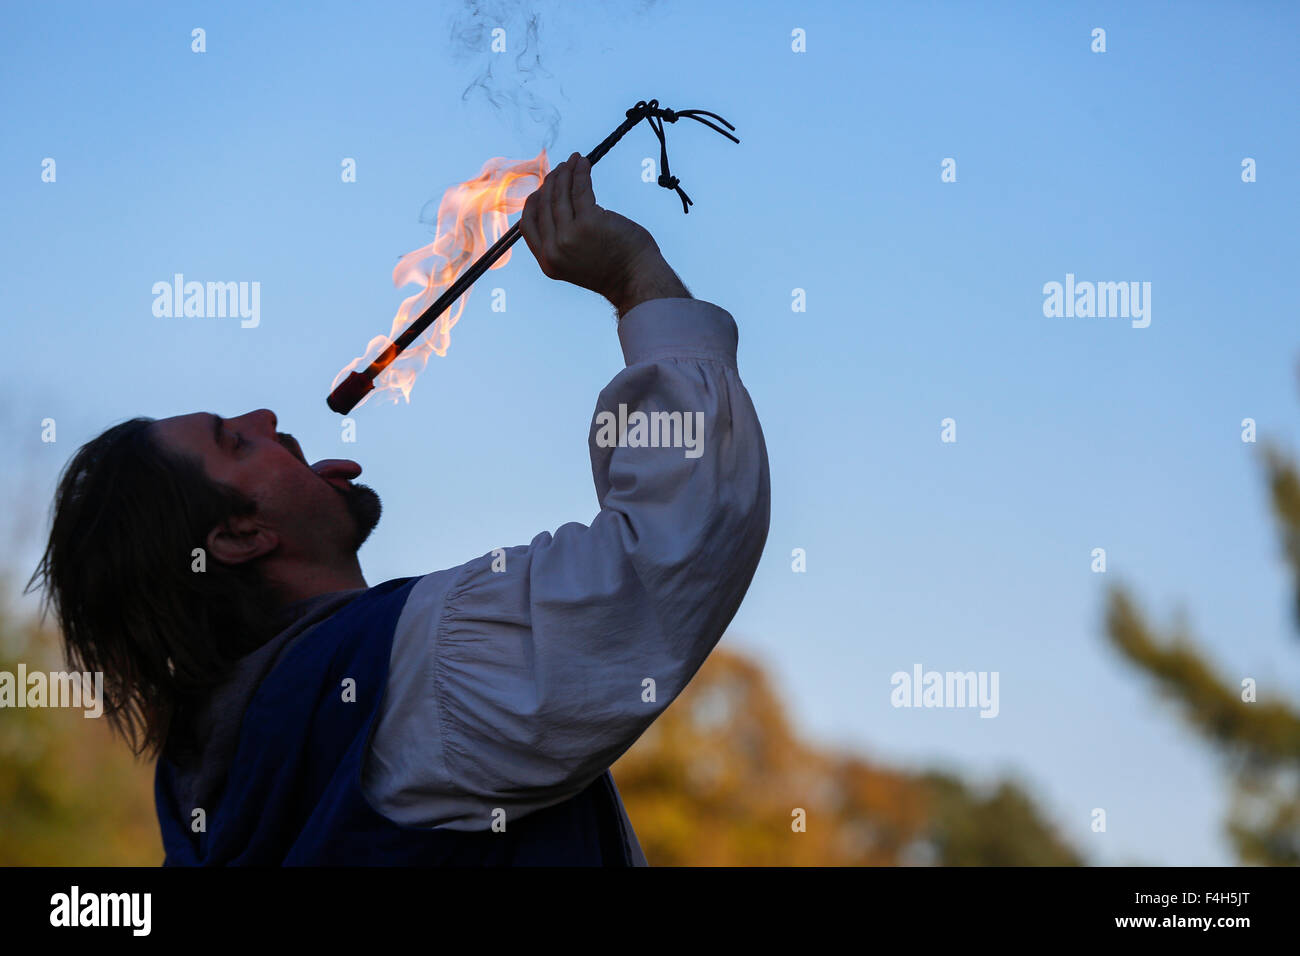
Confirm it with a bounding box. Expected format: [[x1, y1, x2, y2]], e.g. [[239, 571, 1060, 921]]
[[327, 99, 739, 415], [327, 219, 526, 414]]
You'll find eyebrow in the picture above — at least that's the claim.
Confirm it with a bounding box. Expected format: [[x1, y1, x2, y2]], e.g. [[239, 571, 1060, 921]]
[[209, 413, 223, 448]]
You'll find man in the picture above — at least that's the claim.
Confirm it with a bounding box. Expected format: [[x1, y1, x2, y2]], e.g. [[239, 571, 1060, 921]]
[[28, 152, 770, 865]]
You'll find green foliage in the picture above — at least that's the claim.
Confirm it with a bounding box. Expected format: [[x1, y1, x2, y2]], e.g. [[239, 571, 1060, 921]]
[[919, 772, 1082, 866], [1104, 442, 1300, 864]]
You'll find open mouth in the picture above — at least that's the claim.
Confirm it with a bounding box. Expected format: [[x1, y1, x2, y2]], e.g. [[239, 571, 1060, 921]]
[[319, 473, 354, 491], [312, 456, 364, 491], [280, 432, 363, 490]]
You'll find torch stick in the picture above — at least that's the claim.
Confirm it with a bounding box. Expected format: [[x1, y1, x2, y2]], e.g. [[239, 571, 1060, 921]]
[[327, 98, 738, 414]]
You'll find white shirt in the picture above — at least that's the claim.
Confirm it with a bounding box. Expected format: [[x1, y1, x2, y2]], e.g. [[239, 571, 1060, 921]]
[[360, 296, 770, 864]]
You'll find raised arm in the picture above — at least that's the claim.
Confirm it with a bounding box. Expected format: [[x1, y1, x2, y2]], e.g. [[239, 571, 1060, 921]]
[[362, 155, 770, 828]]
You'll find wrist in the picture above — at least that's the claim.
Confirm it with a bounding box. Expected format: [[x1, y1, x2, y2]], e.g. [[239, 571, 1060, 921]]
[[611, 253, 690, 319]]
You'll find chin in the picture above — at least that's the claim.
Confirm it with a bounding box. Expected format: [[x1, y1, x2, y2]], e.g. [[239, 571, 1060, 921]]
[[341, 482, 382, 550]]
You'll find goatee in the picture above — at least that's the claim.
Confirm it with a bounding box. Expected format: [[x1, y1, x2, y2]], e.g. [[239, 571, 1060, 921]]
[[337, 481, 382, 550]]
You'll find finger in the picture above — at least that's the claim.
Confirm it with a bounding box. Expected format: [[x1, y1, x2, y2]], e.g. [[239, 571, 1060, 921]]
[[571, 155, 596, 220], [529, 175, 556, 260], [550, 152, 578, 232], [520, 188, 541, 253], [521, 196, 554, 275]]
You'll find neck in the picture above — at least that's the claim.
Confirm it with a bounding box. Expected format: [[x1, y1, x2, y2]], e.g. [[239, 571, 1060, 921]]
[[264, 555, 368, 607]]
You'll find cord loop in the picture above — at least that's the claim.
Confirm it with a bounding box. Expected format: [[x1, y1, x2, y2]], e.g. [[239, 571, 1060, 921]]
[[621, 98, 738, 214]]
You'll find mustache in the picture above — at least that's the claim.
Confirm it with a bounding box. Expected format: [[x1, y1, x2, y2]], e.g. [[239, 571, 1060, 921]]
[[277, 432, 307, 464]]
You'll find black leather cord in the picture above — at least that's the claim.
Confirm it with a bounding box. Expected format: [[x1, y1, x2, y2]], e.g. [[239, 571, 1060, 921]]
[[626, 99, 740, 214]]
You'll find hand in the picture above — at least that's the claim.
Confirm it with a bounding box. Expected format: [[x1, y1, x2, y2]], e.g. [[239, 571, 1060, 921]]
[[520, 152, 686, 313]]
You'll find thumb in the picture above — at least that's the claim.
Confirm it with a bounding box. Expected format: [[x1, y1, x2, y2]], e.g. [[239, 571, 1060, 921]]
[[572, 155, 596, 217]]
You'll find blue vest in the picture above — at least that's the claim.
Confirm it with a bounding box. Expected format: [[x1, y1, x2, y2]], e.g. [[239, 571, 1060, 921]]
[[155, 576, 635, 865]]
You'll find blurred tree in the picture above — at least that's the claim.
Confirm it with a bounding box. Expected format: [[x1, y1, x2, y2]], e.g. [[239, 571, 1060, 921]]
[[1105, 442, 1300, 865], [0, 582, 161, 865], [612, 649, 1083, 865], [918, 771, 1081, 866]]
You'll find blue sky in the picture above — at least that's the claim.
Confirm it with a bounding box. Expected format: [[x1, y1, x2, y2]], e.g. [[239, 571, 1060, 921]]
[[3, 1, 1298, 865]]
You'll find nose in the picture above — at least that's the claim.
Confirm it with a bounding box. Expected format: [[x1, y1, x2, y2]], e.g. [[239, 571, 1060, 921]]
[[236, 408, 277, 435]]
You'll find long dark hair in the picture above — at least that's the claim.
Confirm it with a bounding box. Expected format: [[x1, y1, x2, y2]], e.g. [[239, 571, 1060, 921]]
[[26, 417, 280, 758]]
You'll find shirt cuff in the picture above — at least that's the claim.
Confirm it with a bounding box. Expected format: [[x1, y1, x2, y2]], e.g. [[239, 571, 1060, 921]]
[[617, 297, 739, 370]]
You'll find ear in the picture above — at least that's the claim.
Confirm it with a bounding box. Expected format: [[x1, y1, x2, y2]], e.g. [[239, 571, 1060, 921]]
[[205, 513, 278, 566]]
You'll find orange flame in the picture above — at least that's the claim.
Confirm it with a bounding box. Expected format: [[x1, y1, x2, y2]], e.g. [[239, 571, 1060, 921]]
[[331, 150, 550, 409]]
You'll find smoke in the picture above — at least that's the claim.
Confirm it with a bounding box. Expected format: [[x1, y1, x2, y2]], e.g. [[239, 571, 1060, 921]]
[[446, 1, 566, 154], [444, 0, 660, 159]]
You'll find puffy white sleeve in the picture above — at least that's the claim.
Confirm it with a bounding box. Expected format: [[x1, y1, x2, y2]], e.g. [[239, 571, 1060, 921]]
[[363, 297, 771, 829]]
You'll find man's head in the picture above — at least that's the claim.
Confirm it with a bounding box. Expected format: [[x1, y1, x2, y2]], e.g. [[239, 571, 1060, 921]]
[[27, 409, 381, 757], [149, 409, 381, 570]]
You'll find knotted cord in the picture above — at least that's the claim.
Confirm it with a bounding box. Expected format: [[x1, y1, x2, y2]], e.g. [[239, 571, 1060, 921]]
[[628, 99, 740, 214]]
